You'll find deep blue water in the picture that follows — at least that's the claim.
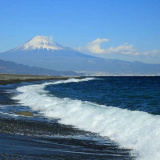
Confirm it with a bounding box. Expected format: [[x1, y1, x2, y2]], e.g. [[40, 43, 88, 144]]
[[45, 76, 160, 115]]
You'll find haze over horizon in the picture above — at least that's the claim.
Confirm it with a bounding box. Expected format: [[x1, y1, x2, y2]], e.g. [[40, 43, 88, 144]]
[[0, 0, 160, 64]]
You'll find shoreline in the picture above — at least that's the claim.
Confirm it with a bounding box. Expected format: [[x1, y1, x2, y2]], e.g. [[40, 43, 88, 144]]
[[0, 75, 136, 160], [0, 73, 83, 85]]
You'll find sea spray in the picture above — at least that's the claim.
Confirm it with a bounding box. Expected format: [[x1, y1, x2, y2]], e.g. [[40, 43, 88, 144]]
[[12, 78, 160, 160]]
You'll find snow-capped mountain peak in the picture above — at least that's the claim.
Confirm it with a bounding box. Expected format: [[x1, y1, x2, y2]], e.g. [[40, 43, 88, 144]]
[[17, 35, 64, 51]]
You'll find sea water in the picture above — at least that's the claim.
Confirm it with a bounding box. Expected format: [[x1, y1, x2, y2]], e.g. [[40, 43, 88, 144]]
[[12, 76, 160, 160]]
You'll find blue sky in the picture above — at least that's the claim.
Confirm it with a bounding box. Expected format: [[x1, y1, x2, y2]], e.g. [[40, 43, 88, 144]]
[[0, 0, 160, 63]]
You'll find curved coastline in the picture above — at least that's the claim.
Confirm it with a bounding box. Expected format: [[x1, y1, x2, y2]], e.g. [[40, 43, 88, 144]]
[[0, 73, 83, 85], [0, 75, 134, 160]]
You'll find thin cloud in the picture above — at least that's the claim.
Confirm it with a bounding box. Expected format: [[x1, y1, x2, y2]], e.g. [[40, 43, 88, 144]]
[[77, 38, 159, 56], [106, 43, 139, 56], [142, 49, 158, 56], [106, 44, 159, 56]]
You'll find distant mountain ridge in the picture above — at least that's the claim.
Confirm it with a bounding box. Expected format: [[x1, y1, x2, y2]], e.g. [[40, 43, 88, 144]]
[[0, 35, 160, 75], [0, 59, 82, 76]]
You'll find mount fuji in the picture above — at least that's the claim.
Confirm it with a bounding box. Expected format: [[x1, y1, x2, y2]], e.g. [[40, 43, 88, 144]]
[[15, 35, 64, 51], [0, 35, 160, 75]]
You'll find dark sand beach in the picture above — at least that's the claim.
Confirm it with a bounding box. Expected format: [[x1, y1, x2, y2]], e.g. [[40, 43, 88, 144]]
[[0, 74, 89, 160], [0, 74, 133, 160]]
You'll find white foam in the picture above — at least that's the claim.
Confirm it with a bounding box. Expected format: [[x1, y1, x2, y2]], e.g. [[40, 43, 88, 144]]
[[12, 78, 160, 160]]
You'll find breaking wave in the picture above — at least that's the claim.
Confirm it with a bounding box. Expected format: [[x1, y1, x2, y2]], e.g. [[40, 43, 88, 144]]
[[13, 78, 160, 160]]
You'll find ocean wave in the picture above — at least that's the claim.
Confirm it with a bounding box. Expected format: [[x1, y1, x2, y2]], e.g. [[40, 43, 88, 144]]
[[12, 78, 160, 160]]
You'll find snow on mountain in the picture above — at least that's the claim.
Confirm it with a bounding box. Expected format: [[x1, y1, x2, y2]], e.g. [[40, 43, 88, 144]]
[[16, 35, 64, 51], [0, 35, 160, 75]]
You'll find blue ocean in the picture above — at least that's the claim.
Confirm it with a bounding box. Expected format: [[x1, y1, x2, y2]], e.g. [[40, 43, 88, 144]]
[[0, 76, 160, 160]]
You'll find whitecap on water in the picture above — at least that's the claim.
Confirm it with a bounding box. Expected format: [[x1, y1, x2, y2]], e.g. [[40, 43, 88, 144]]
[[12, 78, 160, 160]]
